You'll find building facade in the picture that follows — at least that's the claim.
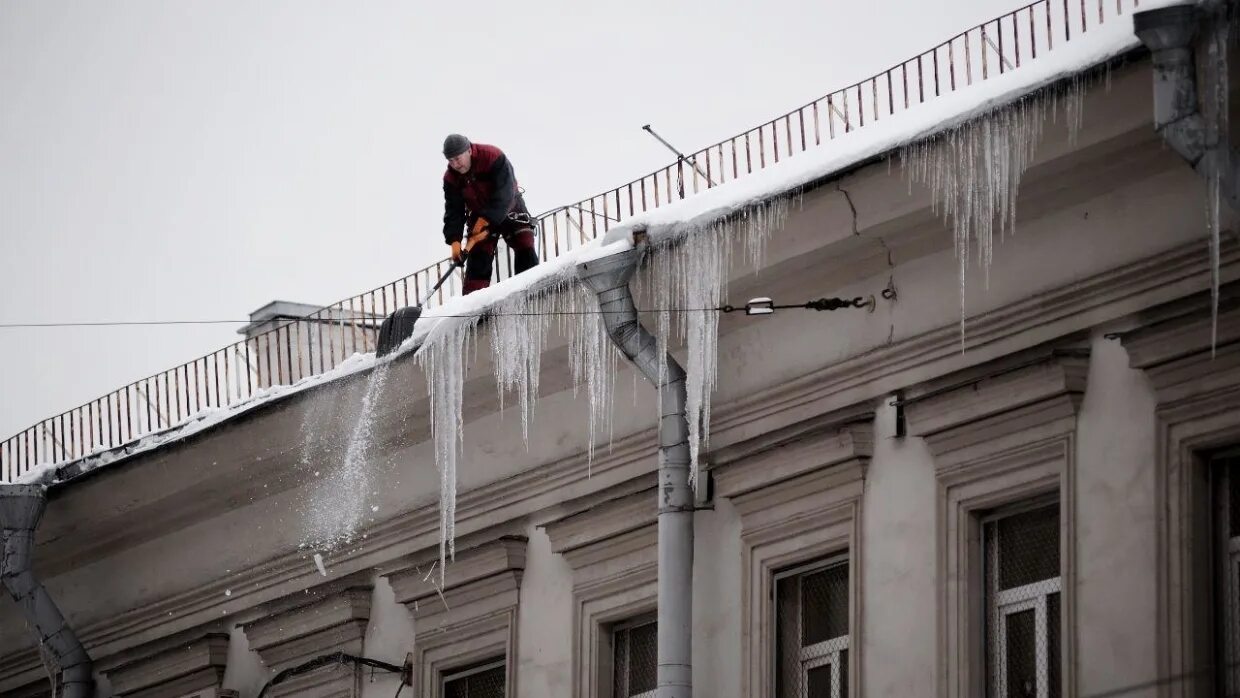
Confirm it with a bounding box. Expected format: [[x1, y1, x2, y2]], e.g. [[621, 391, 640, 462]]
[[2, 28, 1239, 698]]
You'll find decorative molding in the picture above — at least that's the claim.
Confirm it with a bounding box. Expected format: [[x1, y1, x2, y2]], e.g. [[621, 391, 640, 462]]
[[710, 238, 1239, 444], [101, 632, 228, 698], [241, 586, 372, 698], [1121, 287, 1240, 402], [543, 481, 658, 572], [5, 677, 51, 698], [3, 239, 1234, 691], [1119, 285, 1240, 696], [903, 346, 1085, 698], [385, 537, 526, 698], [710, 410, 873, 505], [903, 345, 1089, 463], [712, 409, 871, 698]]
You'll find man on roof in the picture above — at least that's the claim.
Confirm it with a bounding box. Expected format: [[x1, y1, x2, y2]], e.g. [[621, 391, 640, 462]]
[[442, 134, 540, 295]]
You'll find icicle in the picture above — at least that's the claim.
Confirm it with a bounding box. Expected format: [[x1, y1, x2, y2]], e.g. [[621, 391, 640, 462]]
[[488, 280, 570, 443], [901, 89, 1061, 347], [565, 283, 621, 464], [899, 68, 1143, 348], [416, 315, 481, 584], [1200, 0, 1236, 355], [632, 198, 783, 488]]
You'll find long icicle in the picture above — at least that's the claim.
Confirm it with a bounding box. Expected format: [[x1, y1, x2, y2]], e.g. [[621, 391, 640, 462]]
[[417, 315, 480, 583], [901, 78, 1088, 348]]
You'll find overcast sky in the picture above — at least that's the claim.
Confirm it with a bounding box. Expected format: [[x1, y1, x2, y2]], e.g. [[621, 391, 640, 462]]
[[0, 0, 1004, 442]]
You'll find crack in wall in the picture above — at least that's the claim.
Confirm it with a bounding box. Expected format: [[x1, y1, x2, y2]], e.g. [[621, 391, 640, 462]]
[[836, 183, 860, 236], [837, 181, 897, 345]]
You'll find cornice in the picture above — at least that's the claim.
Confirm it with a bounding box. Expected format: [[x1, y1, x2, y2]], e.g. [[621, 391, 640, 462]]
[[386, 536, 526, 605], [101, 632, 228, 698], [541, 486, 658, 559], [242, 586, 371, 670], [903, 346, 1089, 460], [1119, 285, 1240, 406], [710, 409, 874, 502]]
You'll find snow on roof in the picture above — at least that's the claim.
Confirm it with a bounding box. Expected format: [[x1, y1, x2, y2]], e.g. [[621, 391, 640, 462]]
[[11, 0, 1178, 487]]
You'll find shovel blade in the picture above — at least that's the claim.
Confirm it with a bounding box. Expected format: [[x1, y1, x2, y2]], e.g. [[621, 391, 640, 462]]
[[376, 305, 423, 357]]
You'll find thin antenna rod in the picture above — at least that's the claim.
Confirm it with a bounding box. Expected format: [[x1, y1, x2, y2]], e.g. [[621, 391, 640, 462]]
[[642, 124, 717, 187]]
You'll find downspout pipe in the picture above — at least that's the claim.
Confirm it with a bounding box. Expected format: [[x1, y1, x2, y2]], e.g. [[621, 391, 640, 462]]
[[0, 485, 94, 698], [1135, 3, 1240, 210], [577, 239, 693, 698]]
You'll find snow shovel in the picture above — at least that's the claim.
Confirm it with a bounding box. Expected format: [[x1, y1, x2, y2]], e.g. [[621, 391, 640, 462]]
[[376, 259, 461, 357], [375, 258, 463, 357]]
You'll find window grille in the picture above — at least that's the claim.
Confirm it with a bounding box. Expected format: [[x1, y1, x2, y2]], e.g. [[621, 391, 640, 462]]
[[1216, 457, 1240, 696], [612, 616, 657, 698], [443, 658, 505, 698], [775, 555, 850, 698], [984, 500, 1061, 698]]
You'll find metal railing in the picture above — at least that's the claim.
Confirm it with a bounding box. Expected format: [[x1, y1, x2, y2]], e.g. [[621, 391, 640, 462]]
[[0, 0, 1143, 481]]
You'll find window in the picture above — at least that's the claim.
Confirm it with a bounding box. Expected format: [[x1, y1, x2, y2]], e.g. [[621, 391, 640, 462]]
[[1215, 456, 1240, 696], [442, 658, 506, 698], [774, 555, 850, 698], [611, 616, 657, 698], [983, 500, 1061, 698]]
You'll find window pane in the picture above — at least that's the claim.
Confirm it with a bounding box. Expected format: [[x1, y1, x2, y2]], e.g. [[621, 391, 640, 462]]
[[998, 504, 1060, 590], [776, 575, 800, 697], [1227, 558, 1240, 698], [1229, 463, 1240, 537], [471, 665, 506, 698], [803, 563, 849, 644], [839, 648, 849, 698], [1048, 593, 1061, 698], [1005, 609, 1037, 698], [628, 621, 658, 695], [444, 663, 505, 698], [612, 626, 629, 698], [806, 664, 833, 698]]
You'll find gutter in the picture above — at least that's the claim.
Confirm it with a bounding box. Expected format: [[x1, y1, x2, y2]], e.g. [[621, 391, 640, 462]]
[[1134, 2, 1240, 210], [0, 485, 94, 698], [576, 235, 694, 698]]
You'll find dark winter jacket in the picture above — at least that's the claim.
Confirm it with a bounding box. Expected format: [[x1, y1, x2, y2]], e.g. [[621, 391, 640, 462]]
[[442, 143, 527, 244]]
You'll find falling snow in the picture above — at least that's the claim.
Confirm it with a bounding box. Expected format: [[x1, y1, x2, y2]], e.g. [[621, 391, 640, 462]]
[[300, 362, 392, 552]]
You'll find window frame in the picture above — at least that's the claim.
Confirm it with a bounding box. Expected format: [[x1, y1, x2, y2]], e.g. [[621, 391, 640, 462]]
[[609, 613, 658, 698], [903, 346, 1085, 697], [772, 554, 852, 698], [384, 537, 525, 698], [440, 657, 507, 698], [981, 498, 1063, 698], [1120, 294, 1240, 694], [709, 408, 872, 698], [541, 483, 660, 698], [1213, 455, 1240, 695]]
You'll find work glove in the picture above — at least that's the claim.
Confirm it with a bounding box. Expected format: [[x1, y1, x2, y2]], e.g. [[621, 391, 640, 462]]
[[450, 240, 463, 265], [468, 218, 490, 244]]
